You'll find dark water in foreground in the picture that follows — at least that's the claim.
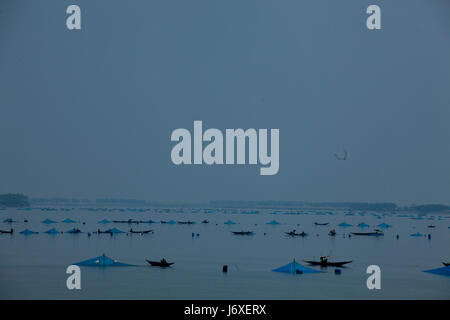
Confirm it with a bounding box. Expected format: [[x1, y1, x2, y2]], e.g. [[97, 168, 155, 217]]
[[0, 207, 449, 299]]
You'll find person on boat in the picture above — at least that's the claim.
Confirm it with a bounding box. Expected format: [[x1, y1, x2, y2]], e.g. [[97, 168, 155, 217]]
[[320, 256, 328, 264], [161, 258, 167, 264]]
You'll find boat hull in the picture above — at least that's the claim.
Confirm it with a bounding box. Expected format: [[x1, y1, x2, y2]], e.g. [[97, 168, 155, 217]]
[[351, 232, 383, 236], [285, 232, 307, 237], [304, 260, 353, 267], [146, 260, 174, 267]]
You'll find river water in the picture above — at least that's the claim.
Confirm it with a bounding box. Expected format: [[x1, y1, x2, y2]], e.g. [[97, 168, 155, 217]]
[[0, 207, 449, 299]]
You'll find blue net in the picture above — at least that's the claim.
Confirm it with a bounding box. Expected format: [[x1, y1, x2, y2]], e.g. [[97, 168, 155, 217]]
[[423, 266, 450, 277], [273, 260, 323, 274], [41, 219, 57, 224], [44, 228, 60, 234], [74, 254, 134, 267]]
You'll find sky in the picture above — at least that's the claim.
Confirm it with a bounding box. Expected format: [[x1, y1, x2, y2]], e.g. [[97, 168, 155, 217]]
[[0, 0, 449, 205]]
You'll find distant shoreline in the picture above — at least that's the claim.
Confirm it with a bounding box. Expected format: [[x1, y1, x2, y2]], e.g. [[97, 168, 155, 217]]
[[1, 196, 447, 215]]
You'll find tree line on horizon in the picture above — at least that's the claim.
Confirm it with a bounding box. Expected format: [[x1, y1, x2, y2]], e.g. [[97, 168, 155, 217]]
[[210, 200, 450, 213], [0, 193, 30, 207], [1, 194, 448, 214]]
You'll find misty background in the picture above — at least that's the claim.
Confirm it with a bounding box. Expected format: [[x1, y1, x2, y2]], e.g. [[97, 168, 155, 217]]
[[0, 0, 449, 205]]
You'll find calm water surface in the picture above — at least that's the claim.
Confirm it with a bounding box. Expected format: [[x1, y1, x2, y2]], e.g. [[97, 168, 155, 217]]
[[0, 207, 449, 299]]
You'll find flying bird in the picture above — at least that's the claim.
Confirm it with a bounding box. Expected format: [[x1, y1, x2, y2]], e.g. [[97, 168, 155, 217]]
[[334, 148, 348, 160]]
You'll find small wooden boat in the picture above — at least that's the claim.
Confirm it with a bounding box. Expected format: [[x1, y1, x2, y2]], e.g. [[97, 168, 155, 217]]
[[177, 221, 195, 224], [146, 259, 174, 267], [443, 262, 450, 267], [351, 231, 384, 236], [232, 231, 254, 235], [329, 229, 336, 236], [304, 259, 353, 267], [201, 220, 209, 224], [0, 229, 13, 234], [129, 229, 152, 234], [285, 231, 307, 237], [314, 222, 329, 226], [427, 225, 436, 228]]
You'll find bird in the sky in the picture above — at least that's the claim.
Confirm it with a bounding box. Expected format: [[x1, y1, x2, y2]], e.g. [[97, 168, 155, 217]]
[[334, 148, 348, 160]]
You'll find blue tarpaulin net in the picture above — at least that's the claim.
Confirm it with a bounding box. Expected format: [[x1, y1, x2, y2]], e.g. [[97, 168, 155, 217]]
[[423, 266, 450, 277], [19, 229, 38, 235], [44, 228, 60, 234], [108, 228, 125, 234], [41, 219, 57, 224], [338, 222, 352, 227], [272, 260, 323, 274], [377, 223, 392, 228], [74, 254, 134, 267], [357, 222, 370, 228]]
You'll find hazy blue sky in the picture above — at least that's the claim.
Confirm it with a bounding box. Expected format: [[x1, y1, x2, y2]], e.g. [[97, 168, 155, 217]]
[[1, 0, 449, 204]]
